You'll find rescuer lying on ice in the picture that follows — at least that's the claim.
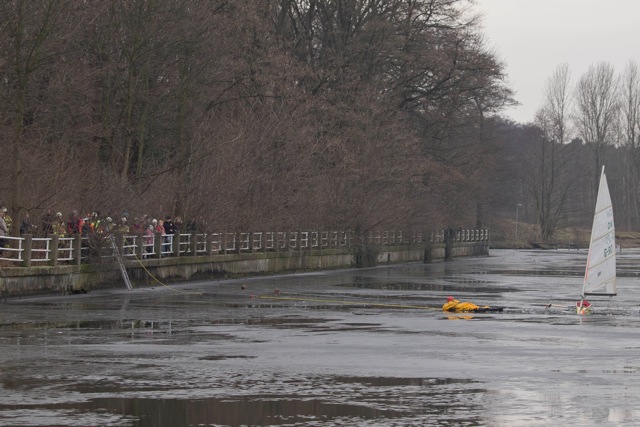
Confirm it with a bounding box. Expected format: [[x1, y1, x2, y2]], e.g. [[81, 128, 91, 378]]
[[442, 296, 503, 313]]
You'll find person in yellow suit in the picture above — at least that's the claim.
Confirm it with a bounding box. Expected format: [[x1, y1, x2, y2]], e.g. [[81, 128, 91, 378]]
[[442, 296, 501, 313]]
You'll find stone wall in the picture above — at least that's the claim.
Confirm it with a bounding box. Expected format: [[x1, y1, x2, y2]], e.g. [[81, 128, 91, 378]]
[[0, 242, 488, 298]]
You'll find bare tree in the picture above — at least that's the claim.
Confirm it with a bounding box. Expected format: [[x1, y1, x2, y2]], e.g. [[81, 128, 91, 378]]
[[527, 109, 574, 240], [573, 62, 620, 193], [0, 0, 516, 235], [523, 64, 576, 239], [545, 64, 572, 145], [619, 61, 640, 225], [621, 61, 640, 147], [0, 1, 95, 231]]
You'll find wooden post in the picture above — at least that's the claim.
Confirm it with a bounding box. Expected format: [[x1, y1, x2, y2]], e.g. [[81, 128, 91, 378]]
[[154, 232, 163, 258], [136, 234, 144, 260], [51, 236, 59, 266], [173, 231, 181, 257], [207, 233, 214, 255], [190, 233, 197, 256], [23, 234, 32, 267], [73, 234, 82, 265], [115, 233, 123, 255]]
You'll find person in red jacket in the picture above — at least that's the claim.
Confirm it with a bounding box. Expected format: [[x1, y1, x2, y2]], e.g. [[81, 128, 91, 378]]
[[67, 210, 82, 235], [576, 299, 591, 315]]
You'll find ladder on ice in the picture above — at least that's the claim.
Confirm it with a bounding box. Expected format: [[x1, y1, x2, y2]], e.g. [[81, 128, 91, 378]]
[[109, 235, 133, 291]]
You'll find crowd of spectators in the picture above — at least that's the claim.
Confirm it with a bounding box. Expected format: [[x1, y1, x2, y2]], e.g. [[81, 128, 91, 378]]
[[0, 207, 200, 240], [0, 207, 207, 259]]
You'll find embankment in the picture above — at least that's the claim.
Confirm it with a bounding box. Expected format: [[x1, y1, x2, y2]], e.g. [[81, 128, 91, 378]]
[[0, 241, 488, 298]]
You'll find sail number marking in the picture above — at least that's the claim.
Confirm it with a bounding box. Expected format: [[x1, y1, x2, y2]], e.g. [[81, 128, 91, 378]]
[[604, 245, 614, 258], [604, 207, 614, 257]]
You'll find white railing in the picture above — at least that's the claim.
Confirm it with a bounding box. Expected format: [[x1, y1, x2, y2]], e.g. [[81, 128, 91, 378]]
[[58, 237, 75, 262], [122, 235, 138, 257], [142, 234, 155, 257], [194, 234, 208, 255], [0, 236, 24, 262], [31, 237, 52, 263], [178, 233, 191, 255], [0, 228, 490, 266], [160, 234, 173, 257]]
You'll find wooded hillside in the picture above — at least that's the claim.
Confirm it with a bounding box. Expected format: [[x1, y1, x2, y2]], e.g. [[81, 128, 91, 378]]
[[4, 1, 636, 241], [0, 0, 512, 234]]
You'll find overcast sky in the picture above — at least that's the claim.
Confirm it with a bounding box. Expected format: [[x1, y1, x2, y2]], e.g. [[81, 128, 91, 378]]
[[476, 0, 640, 124]]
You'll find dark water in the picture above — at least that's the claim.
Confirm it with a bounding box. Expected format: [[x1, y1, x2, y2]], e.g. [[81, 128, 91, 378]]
[[2, 248, 640, 426]]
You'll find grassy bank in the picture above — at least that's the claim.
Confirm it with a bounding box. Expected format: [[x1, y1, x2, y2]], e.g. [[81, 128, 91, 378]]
[[488, 219, 640, 250]]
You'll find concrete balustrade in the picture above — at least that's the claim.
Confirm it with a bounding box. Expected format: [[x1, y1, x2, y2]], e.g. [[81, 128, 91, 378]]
[[0, 229, 490, 298], [1, 229, 490, 267]]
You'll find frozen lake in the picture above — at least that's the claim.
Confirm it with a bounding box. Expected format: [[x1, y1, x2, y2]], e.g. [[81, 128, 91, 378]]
[[1, 248, 640, 426]]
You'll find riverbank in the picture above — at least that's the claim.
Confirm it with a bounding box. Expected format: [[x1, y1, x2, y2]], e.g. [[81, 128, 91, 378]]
[[0, 240, 489, 298], [489, 220, 640, 249]]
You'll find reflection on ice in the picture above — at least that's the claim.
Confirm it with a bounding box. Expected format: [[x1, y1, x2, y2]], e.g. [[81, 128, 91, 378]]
[[0, 376, 486, 426]]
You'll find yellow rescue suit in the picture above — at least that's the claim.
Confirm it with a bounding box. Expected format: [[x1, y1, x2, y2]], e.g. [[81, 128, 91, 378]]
[[442, 299, 485, 312]]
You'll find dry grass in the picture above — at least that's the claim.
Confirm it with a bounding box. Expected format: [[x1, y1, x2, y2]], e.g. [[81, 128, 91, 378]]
[[615, 230, 640, 248], [488, 219, 640, 249]]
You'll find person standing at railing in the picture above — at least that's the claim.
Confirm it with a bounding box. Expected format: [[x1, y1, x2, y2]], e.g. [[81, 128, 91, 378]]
[[97, 217, 113, 234], [117, 217, 129, 234], [163, 216, 175, 255], [152, 218, 163, 234], [143, 224, 154, 258], [67, 210, 82, 236], [2, 207, 12, 235], [41, 209, 54, 238], [0, 208, 8, 255], [80, 216, 95, 259], [53, 212, 66, 238], [90, 212, 101, 233], [186, 217, 197, 233], [115, 217, 130, 254], [50, 212, 68, 253], [20, 212, 36, 236], [81, 217, 94, 236], [139, 214, 149, 229], [163, 216, 175, 235], [130, 217, 142, 234]]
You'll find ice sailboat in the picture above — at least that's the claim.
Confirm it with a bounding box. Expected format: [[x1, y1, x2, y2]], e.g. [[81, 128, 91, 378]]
[[577, 166, 616, 314]]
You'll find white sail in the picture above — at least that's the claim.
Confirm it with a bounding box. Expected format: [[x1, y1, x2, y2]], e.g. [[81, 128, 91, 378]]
[[582, 166, 616, 296]]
